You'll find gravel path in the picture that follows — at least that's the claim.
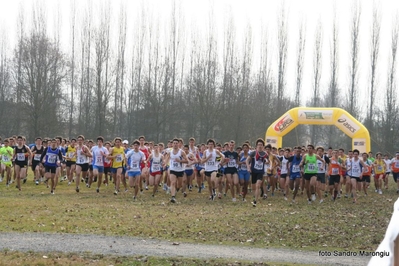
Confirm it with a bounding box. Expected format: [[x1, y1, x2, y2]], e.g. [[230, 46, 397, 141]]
[[0, 232, 370, 265]]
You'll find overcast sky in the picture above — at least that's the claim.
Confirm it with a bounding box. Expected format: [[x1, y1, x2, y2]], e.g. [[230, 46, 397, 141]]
[[1, 0, 398, 111]]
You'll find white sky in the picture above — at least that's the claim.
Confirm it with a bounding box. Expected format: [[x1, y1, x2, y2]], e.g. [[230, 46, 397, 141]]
[[1, 0, 398, 115]]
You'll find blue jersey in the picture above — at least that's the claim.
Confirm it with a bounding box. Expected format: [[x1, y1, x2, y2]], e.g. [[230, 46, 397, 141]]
[[44, 147, 60, 167], [289, 155, 302, 177], [238, 153, 248, 172]]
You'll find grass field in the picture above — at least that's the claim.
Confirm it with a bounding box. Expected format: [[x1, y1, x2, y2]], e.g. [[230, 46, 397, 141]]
[[0, 251, 306, 266], [0, 173, 395, 253]]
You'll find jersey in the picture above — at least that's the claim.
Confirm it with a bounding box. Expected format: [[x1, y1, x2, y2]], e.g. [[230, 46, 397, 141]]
[[304, 154, 317, 174], [374, 159, 385, 174], [91, 146, 109, 167], [223, 150, 238, 169], [204, 149, 218, 172], [111, 146, 125, 168], [328, 157, 342, 176], [76, 146, 90, 165], [65, 145, 77, 162], [43, 147, 61, 167], [150, 152, 162, 173], [289, 155, 302, 176], [249, 150, 269, 174], [126, 150, 146, 172], [31, 145, 44, 162], [0, 146, 13, 166], [348, 158, 363, 177], [169, 149, 184, 172]]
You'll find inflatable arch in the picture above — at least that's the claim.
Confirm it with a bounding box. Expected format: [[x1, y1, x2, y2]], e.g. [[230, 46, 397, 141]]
[[265, 107, 371, 153]]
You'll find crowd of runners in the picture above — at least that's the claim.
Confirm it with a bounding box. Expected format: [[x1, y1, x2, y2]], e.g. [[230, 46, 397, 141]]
[[0, 135, 398, 206]]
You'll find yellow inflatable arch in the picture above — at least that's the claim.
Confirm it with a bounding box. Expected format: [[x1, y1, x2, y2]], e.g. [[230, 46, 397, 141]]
[[265, 107, 371, 153]]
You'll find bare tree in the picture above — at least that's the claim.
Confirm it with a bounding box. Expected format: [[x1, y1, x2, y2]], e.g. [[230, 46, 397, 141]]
[[276, 3, 288, 114], [68, 0, 76, 138], [295, 19, 306, 106], [347, 2, 361, 118], [367, 2, 381, 130], [310, 21, 323, 143], [327, 5, 340, 146], [383, 14, 399, 152], [113, 3, 127, 137]]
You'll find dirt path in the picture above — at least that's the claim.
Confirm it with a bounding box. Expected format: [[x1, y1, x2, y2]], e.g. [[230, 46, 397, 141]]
[[0, 232, 370, 265]]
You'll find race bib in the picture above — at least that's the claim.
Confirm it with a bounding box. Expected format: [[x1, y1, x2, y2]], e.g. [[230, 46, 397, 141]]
[[352, 166, 360, 174], [34, 154, 41, 161], [2, 155, 10, 162], [395, 162, 399, 168], [332, 168, 339, 175], [228, 159, 236, 167], [115, 154, 123, 162], [132, 163, 139, 169], [292, 164, 300, 173], [48, 154, 57, 164], [96, 156, 103, 164], [207, 161, 215, 166], [17, 153, 25, 161], [68, 152, 74, 159], [318, 162, 324, 171], [377, 165, 383, 171], [240, 164, 247, 171], [173, 162, 179, 168], [307, 164, 315, 171], [152, 164, 160, 172], [254, 161, 263, 170], [77, 157, 85, 164]]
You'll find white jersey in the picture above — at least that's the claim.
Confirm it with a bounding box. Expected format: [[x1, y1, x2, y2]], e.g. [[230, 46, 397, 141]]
[[150, 152, 162, 173], [204, 149, 218, 172], [76, 145, 89, 164], [317, 155, 327, 174], [126, 150, 146, 172], [348, 158, 362, 177], [280, 156, 289, 174], [169, 149, 184, 172], [384, 159, 392, 172], [91, 146, 109, 167], [185, 153, 195, 170]]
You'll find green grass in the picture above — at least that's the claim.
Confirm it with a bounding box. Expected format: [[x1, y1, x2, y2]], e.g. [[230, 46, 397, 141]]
[[0, 251, 309, 266], [0, 173, 395, 252]]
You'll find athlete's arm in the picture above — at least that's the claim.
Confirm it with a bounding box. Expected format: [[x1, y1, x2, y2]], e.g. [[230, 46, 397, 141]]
[[216, 150, 225, 161], [246, 154, 252, 173], [178, 151, 189, 164], [84, 146, 92, 157], [40, 148, 48, 164]]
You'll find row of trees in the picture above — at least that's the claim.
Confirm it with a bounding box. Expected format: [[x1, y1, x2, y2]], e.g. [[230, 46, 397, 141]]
[[0, 1, 398, 154]]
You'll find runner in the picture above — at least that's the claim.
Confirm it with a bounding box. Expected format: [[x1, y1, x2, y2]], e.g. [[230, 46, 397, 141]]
[[238, 143, 250, 201], [390, 152, 399, 193], [0, 139, 13, 187], [195, 144, 206, 193], [125, 140, 146, 200], [328, 149, 343, 201], [288, 147, 302, 202], [74, 135, 92, 193], [384, 154, 392, 190], [299, 144, 325, 204], [91, 136, 109, 193], [183, 144, 196, 197], [13, 136, 32, 191], [200, 139, 223, 201], [278, 148, 290, 201], [103, 142, 112, 186], [108, 137, 125, 195], [31, 137, 44, 185], [138, 136, 150, 192], [343, 150, 353, 198], [246, 138, 269, 207], [147, 143, 164, 197], [40, 139, 63, 194], [223, 140, 239, 202], [347, 149, 367, 203], [65, 138, 77, 185], [361, 152, 373, 196], [164, 138, 189, 203], [316, 147, 330, 203], [374, 152, 386, 195]]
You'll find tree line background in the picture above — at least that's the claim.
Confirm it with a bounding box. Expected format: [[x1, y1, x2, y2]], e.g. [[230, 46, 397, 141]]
[[0, 1, 398, 154]]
